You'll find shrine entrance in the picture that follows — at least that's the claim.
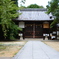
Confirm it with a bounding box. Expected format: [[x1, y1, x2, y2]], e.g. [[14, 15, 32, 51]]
[[24, 23, 43, 38]]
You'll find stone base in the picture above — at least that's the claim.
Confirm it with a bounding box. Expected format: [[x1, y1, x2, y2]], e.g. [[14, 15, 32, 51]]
[[20, 37, 23, 40]]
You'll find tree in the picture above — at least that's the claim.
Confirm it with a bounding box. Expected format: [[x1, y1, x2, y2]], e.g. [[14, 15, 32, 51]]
[[11, 0, 18, 5], [19, 6, 26, 9], [46, 0, 59, 27], [21, 0, 26, 4], [27, 4, 44, 8], [0, 0, 22, 40]]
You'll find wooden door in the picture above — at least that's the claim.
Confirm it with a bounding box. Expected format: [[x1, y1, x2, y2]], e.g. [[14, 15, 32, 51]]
[[25, 24, 33, 38], [35, 24, 43, 38], [24, 23, 43, 38]]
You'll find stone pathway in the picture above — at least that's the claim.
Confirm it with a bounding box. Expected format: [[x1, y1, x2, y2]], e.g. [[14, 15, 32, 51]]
[[0, 57, 12, 59], [12, 41, 59, 59]]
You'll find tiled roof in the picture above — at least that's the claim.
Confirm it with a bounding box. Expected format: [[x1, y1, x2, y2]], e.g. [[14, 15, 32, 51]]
[[17, 8, 54, 21]]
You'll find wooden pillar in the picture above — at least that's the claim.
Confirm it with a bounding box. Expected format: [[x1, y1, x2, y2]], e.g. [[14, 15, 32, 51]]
[[33, 24, 35, 38]]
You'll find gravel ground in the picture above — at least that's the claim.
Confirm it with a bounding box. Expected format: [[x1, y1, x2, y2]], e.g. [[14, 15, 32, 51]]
[[42, 40, 59, 52], [0, 40, 27, 57], [0, 39, 59, 58]]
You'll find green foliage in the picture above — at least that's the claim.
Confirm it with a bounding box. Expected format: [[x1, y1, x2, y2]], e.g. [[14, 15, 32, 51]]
[[20, 0, 26, 7], [6, 21, 22, 40], [46, 0, 59, 27], [27, 4, 44, 8], [46, 0, 59, 14], [19, 6, 26, 10], [50, 18, 58, 28], [11, 0, 18, 6], [0, 45, 6, 51], [0, 0, 22, 40]]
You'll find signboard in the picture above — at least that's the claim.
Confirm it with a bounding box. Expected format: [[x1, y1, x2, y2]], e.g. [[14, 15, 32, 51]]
[[19, 22, 25, 28], [43, 22, 49, 28]]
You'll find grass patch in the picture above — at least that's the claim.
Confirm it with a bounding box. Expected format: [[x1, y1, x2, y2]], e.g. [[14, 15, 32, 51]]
[[0, 45, 7, 51]]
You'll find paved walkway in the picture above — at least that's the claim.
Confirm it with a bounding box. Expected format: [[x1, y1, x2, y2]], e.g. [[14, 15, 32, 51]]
[[12, 41, 59, 59], [0, 57, 12, 59]]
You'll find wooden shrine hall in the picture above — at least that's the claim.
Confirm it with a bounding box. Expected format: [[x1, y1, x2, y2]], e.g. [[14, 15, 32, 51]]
[[14, 8, 58, 39]]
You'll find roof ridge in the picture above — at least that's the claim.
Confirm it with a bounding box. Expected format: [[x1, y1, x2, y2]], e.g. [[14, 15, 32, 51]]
[[20, 8, 47, 11]]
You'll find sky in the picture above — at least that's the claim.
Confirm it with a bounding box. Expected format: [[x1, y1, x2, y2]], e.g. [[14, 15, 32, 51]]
[[18, 0, 51, 8]]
